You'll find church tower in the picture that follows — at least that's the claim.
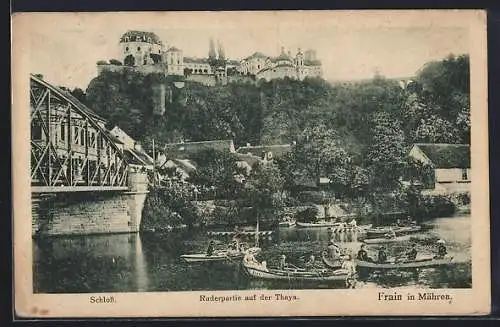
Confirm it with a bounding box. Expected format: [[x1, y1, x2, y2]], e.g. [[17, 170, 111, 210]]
[[209, 38, 217, 60]]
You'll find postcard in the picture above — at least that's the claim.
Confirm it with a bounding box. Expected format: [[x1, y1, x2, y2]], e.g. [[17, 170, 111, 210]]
[[12, 10, 490, 317]]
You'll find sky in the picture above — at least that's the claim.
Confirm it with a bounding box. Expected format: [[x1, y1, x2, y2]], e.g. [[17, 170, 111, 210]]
[[24, 11, 470, 90]]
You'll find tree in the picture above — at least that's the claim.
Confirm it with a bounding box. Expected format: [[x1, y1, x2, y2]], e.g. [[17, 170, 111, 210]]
[[187, 149, 245, 199], [365, 112, 407, 192], [244, 162, 285, 224], [70, 88, 86, 104]]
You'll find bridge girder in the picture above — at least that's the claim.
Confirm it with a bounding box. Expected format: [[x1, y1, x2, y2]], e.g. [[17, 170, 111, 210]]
[[30, 74, 129, 189]]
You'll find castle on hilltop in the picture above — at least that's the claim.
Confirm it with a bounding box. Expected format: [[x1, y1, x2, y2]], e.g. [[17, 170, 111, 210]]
[[96, 30, 323, 86]]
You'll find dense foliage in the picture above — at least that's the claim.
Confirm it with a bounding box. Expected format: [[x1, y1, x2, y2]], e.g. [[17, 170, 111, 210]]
[[77, 54, 469, 225]]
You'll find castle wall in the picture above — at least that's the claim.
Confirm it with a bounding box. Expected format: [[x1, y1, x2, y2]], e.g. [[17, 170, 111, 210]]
[[186, 74, 217, 86]]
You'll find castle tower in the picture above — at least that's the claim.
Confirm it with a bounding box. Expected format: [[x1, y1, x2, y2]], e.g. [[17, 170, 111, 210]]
[[120, 30, 163, 67], [217, 40, 225, 61], [296, 48, 304, 66], [209, 38, 217, 60]]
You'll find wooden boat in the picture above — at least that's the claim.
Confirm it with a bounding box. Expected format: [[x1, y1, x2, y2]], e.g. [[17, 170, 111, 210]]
[[279, 220, 296, 227], [321, 251, 346, 269], [181, 250, 245, 263], [296, 221, 341, 228], [207, 230, 274, 237], [355, 256, 454, 270], [363, 235, 413, 244], [366, 225, 422, 238], [242, 255, 349, 281]]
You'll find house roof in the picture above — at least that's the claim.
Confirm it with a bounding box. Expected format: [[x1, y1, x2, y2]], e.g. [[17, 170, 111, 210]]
[[104, 131, 124, 145], [236, 144, 292, 158], [412, 143, 470, 169], [163, 140, 235, 159], [235, 153, 262, 167]]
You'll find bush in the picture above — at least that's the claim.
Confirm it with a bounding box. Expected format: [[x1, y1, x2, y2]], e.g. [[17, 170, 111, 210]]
[[141, 188, 200, 230], [415, 194, 456, 220]]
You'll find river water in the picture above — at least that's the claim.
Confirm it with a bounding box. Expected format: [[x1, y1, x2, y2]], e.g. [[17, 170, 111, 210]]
[[33, 216, 472, 293]]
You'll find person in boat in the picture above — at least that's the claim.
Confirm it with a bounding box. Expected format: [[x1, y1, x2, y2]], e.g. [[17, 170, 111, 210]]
[[341, 254, 357, 288], [305, 254, 316, 268], [327, 241, 342, 260], [279, 254, 287, 270], [377, 246, 388, 263], [405, 243, 418, 262], [434, 239, 447, 259], [357, 243, 373, 262], [384, 228, 396, 239], [206, 240, 215, 256]]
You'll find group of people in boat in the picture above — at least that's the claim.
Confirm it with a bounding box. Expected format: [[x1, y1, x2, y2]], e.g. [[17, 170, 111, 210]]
[[356, 239, 448, 263]]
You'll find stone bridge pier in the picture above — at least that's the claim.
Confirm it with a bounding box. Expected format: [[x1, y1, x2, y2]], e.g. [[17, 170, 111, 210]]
[[32, 170, 149, 237]]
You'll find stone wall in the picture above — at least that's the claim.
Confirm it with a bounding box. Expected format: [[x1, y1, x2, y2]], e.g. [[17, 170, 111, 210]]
[[32, 172, 149, 236]]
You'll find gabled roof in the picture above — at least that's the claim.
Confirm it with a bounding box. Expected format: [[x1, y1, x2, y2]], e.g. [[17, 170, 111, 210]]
[[163, 140, 235, 159], [412, 143, 470, 169], [235, 153, 262, 167], [236, 144, 292, 158]]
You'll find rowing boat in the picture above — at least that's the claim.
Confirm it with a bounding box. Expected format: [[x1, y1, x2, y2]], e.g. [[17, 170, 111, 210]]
[[181, 250, 245, 263], [321, 251, 346, 269], [366, 225, 422, 238], [242, 257, 350, 281], [363, 235, 413, 244], [296, 221, 341, 228], [355, 256, 454, 269]]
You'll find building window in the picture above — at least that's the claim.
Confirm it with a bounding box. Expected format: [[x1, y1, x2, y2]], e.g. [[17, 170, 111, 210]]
[[124, 37, 129, 42], [125, 47, 129, 52], [137, 47, 141, 51], [136, 36, 141, 42], [462, 169, 468, 180]]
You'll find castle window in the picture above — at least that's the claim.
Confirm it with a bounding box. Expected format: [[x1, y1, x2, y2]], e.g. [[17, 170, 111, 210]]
[[137, 47, 141, 51]]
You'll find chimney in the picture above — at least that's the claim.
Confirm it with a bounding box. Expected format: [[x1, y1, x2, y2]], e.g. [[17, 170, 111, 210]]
[[246, 143, 251, 147]]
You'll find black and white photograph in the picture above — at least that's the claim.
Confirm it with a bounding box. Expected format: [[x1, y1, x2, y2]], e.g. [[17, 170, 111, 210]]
[[13, 10, 490, 317]]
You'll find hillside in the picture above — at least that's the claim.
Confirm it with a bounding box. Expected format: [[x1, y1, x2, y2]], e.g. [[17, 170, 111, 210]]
[[80, 54, 470, 157]]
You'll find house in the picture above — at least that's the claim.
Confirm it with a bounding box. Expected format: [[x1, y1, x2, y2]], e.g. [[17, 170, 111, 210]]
[[156, 157, 197, 184], [109, 126, 155, 170], [408, 143, 471, 195]]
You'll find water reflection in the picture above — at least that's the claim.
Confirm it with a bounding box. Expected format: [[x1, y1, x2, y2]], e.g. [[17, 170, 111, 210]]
[[33, 216, 472, 293]]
